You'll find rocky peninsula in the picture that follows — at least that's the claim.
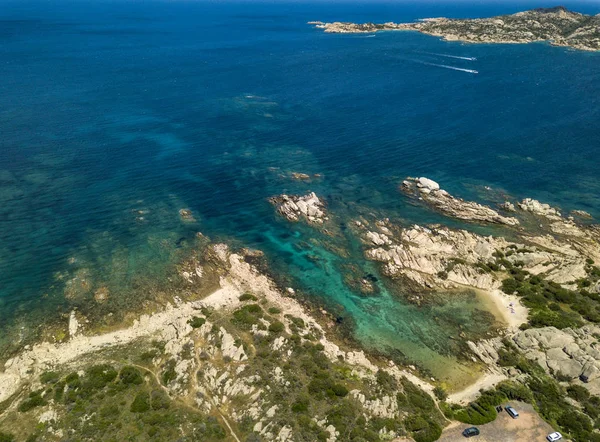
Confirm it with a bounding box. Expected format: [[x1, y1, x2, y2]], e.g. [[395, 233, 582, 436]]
[[310, 6, 600, 52]]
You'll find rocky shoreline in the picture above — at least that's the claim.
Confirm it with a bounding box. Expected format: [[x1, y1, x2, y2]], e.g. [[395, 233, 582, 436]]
[[3, 174, 600, 440], [310, 7, 600, 52], [0, 242, 437, 442]]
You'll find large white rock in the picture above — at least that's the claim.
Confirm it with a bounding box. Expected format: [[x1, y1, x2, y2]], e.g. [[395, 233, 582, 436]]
[[416, 177, 440, 191]]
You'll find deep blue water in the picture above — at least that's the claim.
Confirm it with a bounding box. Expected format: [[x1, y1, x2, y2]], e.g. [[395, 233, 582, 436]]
[[1, 0, 599, 379]]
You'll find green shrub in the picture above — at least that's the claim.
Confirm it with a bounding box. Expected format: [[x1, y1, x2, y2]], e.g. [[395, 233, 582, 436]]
[[18, 390, 47, 413], [557, 409, 593, 440], [268, 321, 285, 333], [285, 315, 305, 329], [161, 359, 177, 385], [65, 372, 80, 387], [376, 369, 397, 392], [453, 402, 496, 425], [331, 384, 349, 397], [497, 349, 520, 367], [291, 398, 309, 413], [100, 404, 120, 418], [239, 293, 258, 302], [232, 304, 263, 328], [326, 401, 359, 436], [369, 417, 402, 433], [501, 278, 520, 294], [0, 432, 15, 442], [130, 392, 150, 412], [404, 415, 442, 442], [150, 390, 170, 410], [53, 381, 66, 402], [268, 307, 281, 314], [188, 316, 206, 328], [139, 350, 158, 362], [400, 378, 435, 412], [495, 381, 533, 403], [40, 371, 60, 384], [119, 366, 144, 385], [83, 364, 118, 391], [433, 386, 447, 401]]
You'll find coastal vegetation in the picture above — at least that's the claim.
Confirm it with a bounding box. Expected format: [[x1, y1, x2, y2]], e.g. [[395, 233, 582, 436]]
[[498, 254, 600, 329], [0, 247, 450, 442]]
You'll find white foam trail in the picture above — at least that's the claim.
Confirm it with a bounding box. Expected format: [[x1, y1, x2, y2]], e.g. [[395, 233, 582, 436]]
[[421, 61, 478, 74], [419, 51, 477, 61], [362, 34, 376, 38]]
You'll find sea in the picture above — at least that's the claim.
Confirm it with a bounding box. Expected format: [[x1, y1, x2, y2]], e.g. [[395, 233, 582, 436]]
[[1, 0, 599, 383]]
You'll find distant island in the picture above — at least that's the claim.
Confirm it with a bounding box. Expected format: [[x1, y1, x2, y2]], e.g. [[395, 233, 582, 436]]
[[309, 6, 600, 52]]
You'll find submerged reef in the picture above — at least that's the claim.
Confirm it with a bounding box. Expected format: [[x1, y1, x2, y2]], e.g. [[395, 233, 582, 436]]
[[310, 7, 600, 52]]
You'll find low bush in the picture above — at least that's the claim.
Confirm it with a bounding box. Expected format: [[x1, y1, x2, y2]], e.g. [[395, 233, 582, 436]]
[[404, 414, 442, 442], [399, 378, 436, 412], [433, 386, 447, 401], [239, 293, 258, 302], [150, 390, 170, 410], [452, 402, 497, 425], [130, 392, 150, 413], [232, 304, 263, 329], [0, 432, 15, 442], [119, 366, 144, 386], [161, 359, 177, 385], [268, 321, 285, 333], [376, 369, 397, 392], [18, 391, 47, 413], [40, 371, 60, 384], [188, 316, 206, 328]]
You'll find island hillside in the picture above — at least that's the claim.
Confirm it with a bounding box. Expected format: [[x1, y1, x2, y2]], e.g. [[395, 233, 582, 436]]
[[309, 6, 600, 52]]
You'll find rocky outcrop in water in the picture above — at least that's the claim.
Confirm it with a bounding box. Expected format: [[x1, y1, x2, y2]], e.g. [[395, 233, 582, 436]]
[[402, 177, 520, 226], [362, 223, 505, 291], [269, 192, 328, 224], [518, 198, 561, 219], [357, 208, 600, 295], [311, 7, 600, 52]]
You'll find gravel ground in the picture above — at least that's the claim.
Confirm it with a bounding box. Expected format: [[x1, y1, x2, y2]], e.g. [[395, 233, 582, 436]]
[[438, 402, 559, 442]]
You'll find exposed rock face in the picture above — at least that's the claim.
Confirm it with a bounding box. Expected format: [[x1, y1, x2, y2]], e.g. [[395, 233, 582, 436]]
[[179, 208, 196, 222], [357, 208, 600, 298], [269, 192, 328, 224], [311, 7, 600, 52], [362, 223, 507, 291], [468, 339, 502, 366], [511, 326, 600, 382], [502, 201, 516, 212], [290, 172, 311, 180], [518, 198, 561, 219], [415, 177, 440, 192], [402, 177, 519, 226], [572, 210, 593, 219]]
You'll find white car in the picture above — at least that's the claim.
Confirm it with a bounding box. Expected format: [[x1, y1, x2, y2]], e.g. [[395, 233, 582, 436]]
[[546, 432, 562, 442]]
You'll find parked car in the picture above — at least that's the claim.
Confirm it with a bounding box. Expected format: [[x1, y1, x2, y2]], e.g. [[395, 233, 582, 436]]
[[462, 427, 480, 438], [505, 405, 519, 419], [546, 432, 563, 441]]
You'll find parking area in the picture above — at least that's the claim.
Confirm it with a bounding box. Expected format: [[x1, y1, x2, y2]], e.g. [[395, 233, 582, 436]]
[[438, 402, 558, 442]]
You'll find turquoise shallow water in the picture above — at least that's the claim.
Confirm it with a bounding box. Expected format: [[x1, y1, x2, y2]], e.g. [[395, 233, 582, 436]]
[[1, 0, 599, 379]]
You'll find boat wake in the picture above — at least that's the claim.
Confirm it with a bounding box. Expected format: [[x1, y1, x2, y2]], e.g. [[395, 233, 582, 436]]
[[421, 61, 478, 74], [418, 51, 477, 61]]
